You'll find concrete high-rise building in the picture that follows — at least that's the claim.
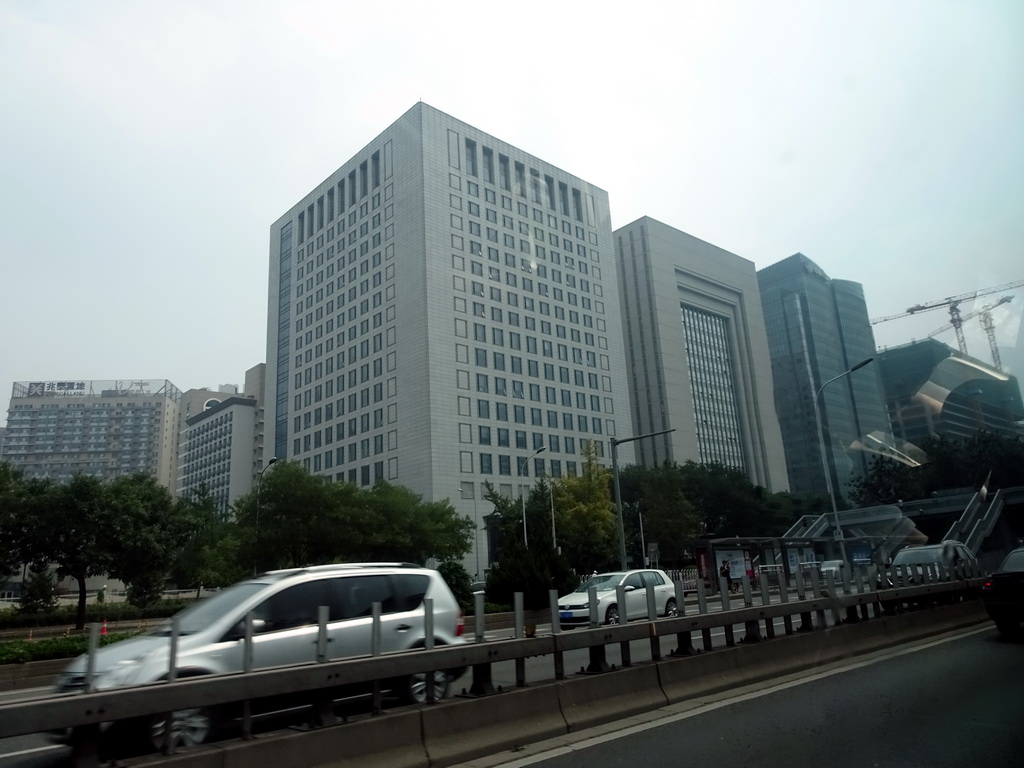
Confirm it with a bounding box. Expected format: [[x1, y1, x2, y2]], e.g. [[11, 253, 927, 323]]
[[757, 254, 890, 502], [1, 379, 181, 487], [177, 395, 258, 516], [614, 217, 788, 490], [266, 103, 634, 573], [877, 338, 1024, 443], [175, 364, 269, 514]]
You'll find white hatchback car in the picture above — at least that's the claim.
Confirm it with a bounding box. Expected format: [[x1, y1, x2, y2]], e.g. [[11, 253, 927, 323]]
[[557, 569, 680, 629]]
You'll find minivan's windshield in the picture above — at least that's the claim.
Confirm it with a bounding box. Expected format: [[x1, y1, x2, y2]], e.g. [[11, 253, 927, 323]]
[[150, 582, 266, 636], [574, 573, 624, 593]]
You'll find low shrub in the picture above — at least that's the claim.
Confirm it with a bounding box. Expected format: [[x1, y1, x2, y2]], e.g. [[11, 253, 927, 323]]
[[0, 632, 139, 665], [0, 599, 190, 630]]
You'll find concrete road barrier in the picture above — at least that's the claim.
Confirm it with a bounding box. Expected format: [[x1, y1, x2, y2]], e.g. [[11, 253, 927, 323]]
[[422, 685, 566, 766], [557, 664, 668, 733], [0, 659, 66, 692]]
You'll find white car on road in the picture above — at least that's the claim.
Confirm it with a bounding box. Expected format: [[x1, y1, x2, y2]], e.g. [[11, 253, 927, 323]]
[[557, 569, 680, 629]]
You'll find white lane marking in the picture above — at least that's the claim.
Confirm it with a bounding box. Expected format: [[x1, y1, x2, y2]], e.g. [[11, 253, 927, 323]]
[[0, 745, 64, 760], [471, 624, 992, 767]]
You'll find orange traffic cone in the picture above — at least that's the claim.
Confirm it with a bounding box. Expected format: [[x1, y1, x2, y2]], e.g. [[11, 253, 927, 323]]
[[101, 619, 107, 636]]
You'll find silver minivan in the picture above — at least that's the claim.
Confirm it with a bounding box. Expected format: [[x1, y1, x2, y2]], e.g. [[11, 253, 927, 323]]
[[53, 563, 466, 749]]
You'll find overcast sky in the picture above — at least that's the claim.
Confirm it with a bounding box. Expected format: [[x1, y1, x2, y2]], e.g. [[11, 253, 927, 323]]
[[2, 0, 1022, 427]]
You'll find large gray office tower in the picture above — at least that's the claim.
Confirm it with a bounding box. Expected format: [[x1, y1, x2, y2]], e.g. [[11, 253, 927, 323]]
[[266, 103, 633, 575], [615, 218, 788, 490], [757, 254, 889, 503]]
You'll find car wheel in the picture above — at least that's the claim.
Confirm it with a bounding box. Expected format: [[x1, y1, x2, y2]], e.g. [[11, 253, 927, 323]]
[[664, 598, 678, 618], [605, 605, 620, 625], [149, 707, 216, 751], [404, 670, 450, 704]]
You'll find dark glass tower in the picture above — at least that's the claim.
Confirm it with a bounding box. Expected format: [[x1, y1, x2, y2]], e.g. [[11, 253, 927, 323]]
[[757, 254, 889, 502]]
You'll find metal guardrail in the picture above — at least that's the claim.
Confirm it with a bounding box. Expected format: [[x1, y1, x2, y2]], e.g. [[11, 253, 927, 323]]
[[0, 563, 985, 764]]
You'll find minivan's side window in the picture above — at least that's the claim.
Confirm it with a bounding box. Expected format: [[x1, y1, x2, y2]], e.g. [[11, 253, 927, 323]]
[[331, 575, 393, 619], [253, 580, 328, 632], [390, 574, 430, 611]]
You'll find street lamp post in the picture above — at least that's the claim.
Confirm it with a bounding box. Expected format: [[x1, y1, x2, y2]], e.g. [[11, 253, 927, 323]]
[[813, 357, 873, 565], [459, 486, 481, 579], [611, 429, 675, 569], [254, 457, 278, 573], [546, 473, 558, 554], [520, 447, 546, 548]]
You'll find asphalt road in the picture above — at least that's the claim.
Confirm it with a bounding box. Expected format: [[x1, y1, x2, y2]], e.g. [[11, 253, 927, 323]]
[[458, 626, 1024, 768], [0, 611, 805, 768]]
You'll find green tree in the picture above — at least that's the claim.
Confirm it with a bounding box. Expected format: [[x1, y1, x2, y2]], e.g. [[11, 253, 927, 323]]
[[104, 474, 191, 607], [554, 446, 617, 573], [23, 475, 111, 629], [18, 564, 59, 614], [0, 464, 31, 585], [618, 462, 700, 568], [232, 463, 474, 571], [170, 487, 244, 591]]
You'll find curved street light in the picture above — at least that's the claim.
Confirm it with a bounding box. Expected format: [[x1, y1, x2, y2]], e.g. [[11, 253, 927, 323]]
[[459, 485, 481, 579], [813, 357, 874, 564], [519, 447, 546, 548], [254, 457, 278, 574]]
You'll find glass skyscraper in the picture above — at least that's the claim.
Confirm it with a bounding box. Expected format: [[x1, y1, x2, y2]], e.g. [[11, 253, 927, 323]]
[[757, 254, 889, 502]]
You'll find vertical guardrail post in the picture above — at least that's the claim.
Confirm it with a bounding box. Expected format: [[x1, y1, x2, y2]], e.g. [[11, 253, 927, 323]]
[[468, 595, 496, 694], [841, 565, 859, 624], [718, 576, 735, 647], [672, 579, 696, 655], [646, 585, 661, 661], [316, 606, 329, 663], [168, 615, 180, 682], [854, 568, 869, 621], [584, 584, 610, 673], [696, 578, 712, 651], [424, 598, 436, 704], [811, 568, 826, 628], [824, 572, 842, 625], [778, 571, 793, 635], [550, 590, 565, 679], [84, 623, 99, 693], [866, 564, 881, 618], [161, 616, 182, 754], [741, 572, 762, 643], [588, 586, 599, 628], [796, 566, 812, 632], [371, 602, 382, 715], [474, 592, 485, 643], [242, 612, 254, 739], [759, 571, 775, 639], [514, 592, 526, 688], [310, 606, 337, 725], [616, 585, 632, 665]]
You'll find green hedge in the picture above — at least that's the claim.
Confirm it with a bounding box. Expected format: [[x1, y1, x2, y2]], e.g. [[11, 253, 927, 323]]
[[0, 600, 190, 630], [0, 632, 140, 665]]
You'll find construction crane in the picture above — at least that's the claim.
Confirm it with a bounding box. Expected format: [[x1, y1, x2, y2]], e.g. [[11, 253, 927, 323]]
[[871, 279, 1024, 365], [927, 295, 1014, 369]]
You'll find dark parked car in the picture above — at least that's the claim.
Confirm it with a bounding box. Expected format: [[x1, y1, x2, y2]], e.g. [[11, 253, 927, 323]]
[[887, 540, 977, 584], [982, 547, 1024, 638]]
